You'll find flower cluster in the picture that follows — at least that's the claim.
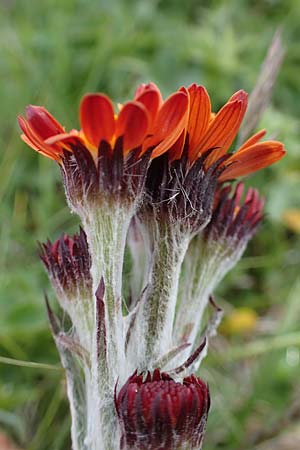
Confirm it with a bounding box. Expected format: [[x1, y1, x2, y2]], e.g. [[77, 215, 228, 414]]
[[19, 82, 285, 450]]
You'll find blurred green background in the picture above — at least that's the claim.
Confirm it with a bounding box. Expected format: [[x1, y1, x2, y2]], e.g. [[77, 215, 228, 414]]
[[1, 0, 300, 449]]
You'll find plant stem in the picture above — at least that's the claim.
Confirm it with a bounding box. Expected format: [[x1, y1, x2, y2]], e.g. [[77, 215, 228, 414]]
[[133, 222, 190, 369], [174, 237, 246, 357], [72, 203, 133, 450]]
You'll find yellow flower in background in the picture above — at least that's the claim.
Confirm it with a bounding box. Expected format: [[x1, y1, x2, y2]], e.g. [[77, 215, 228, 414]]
[[282, 209, 300, 233], [220, 307, 258, 336]]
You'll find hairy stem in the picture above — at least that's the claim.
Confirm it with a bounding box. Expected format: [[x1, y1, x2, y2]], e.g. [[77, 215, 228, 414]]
[[79, 203, 134, 450], [82, 203, 133, 380], [132, 221, 190, 369], [175, 236, 247, 354]]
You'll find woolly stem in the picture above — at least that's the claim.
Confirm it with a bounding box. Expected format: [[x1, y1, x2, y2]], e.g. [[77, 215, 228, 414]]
[[127, 217, 147, 304], [51, 333, 89, 450], [175, 235, 247, 353], [84, 368, 118, 450], [79, 203, 134, 450], [133, 221, 190, 369], [82, 203, 132, 378]]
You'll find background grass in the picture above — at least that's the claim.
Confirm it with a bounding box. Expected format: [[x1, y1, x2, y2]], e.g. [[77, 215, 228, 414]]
[[1, 0, 300, 449]]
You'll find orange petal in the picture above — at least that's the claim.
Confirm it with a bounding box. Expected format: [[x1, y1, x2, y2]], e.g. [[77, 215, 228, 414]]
[[134, 88, 163, 126], [187, 84, 211, 160], [196, 90, 248, 164], [168, 129, 187, 161], [134, 82, 162, 100], [209, 112, 216, 122], [237, 129, 267, 151], [25, 105, 65, 139], [219, 141, 286, 182], [228, 90, 248, 102], [20, 133, 60, 161], [115, 101, 149, 153], [18, 115, 62, 161], [145, 91, 189, 158], [45, 130, 84, 147], [80, 93, 115, 148], [20, 132, 43, 152]]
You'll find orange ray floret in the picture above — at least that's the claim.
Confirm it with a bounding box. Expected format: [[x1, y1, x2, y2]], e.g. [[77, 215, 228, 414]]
[[219, 140, 286, 182], [144, 90, 189, 158], [199, 91, 248, 165], [237, 129, 267, 151], [80, 94, 115, 148], [134, 83, 163, 125], [187, 84, 211, 158], [115, 101, 149, 154], [18, 106, 66, 161]]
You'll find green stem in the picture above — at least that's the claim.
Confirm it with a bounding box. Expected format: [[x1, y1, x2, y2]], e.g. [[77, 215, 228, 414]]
[[83, 203, 131, 382], [85, 368, 117, 450], [0, 355, 62, 371], [174, 237, 246, 353], [135, 223, 190, 368], [80, 203, 132, 450]]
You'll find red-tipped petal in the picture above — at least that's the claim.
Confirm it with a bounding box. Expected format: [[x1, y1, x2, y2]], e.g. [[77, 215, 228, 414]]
[[20, 133, 59, 161], [45, 130, 84, 147], [196, 90, 248, 163], [115, 101, 149, 153], [228, 90, 248, 102], [146, 91, 189, 158], [219, 141, 286, 182], [238, 129, 267, 151], [187, 84, 211, 160], [80, 93, 115, 148], [134, 82, 162, 100], [134, 88, 163, 126], [25, 105, 65, 139], [18, 115, 62, 161]]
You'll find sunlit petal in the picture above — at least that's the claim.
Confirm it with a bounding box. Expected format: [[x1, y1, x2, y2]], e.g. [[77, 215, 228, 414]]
[[80, 93, 115, 147], [219, 141, 286, 181], [115, 101, 149, 153]]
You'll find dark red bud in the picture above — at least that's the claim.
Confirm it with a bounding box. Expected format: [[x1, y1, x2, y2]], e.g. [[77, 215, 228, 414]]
[[206, 182, 264, 242], [115, 369, 210, 450], [39, 228, 92, 294]]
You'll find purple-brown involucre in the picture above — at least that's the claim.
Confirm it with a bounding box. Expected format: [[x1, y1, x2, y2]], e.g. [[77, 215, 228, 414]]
[[115, 369, 210, 450], [205, 182, 264, 242], [39, 228, 92, 294]]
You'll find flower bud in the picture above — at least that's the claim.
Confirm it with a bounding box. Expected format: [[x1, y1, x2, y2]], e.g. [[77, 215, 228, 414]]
[[40, 228, 92, 299], [205, 182, 264, 245], [174, 183, 264, 351], [115, 369, 210, 450], [40, 229, 93, 349]]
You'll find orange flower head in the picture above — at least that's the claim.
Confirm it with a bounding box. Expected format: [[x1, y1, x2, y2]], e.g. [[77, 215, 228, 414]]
[[137, 83, 284, 235], [180, 84, 285, 180], [18, 83, 190, 163]]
